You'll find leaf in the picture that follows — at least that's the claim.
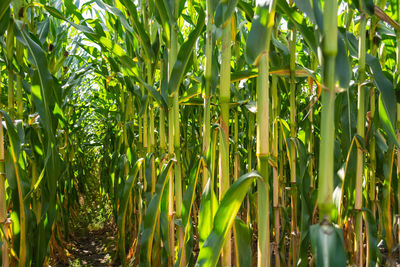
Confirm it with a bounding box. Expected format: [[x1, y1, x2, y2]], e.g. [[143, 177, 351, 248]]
[[168, 7, 205, 96], [276, 0, 318, 56], [118, 0, 154, 59], [14, 22, 55, 140], [117, 158, 144, 266], [366, 54, 399, 147], [237, 0, 254, 22], [362, 208, 381, 266], [293, 0, 317, 26], [196, 171, 262, 267], [134, 78, 168, 111], [233, 217, 252, 267], [140, 159, 175, 266], [351, 0, 374, 15], [0, 0, 10, 22], [1, 111, 21, 161], [335, 33, 351, 89], [310, 220, 347, 267], [154, 0, 171, 45], [245, 1, 276, 65], [379, 96, 399, 147], [0, 5, 9, 36], [175, 158, 203, 267], [214, 0, 239, 27]]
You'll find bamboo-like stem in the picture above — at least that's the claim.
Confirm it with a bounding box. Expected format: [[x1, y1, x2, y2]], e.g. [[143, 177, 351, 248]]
[[11, 135, 26, 267], [168, 19, 178, 266], [256, 11, 276, 266], [383, 148, 395, 264], [396, 1, 400, 261], [247, 111, 254, 224], [160, 58, 167, 157], [355, 13, 366, 267], [309, 55, 317, 190], [16, 40, 23, 120], [271, 75, 280, 267], [397, 104, 400, 263], [257, 53, 270, 267], [234, 110, 239, 181], [146, 59, 156, 195], [6, 19, 14, 120], [234, 38, 240, 184], [7, 69, 14, 120], [6, 15, 27, 265], [0, 112, 8, 267], [202, 0, 213, 191], [219, 18, 231, 267], [289, 27, 298, 267], [318, 0, 338, 220]]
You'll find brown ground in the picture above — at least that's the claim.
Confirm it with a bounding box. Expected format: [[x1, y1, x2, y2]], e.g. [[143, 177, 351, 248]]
[[52, 221, 118, 267]]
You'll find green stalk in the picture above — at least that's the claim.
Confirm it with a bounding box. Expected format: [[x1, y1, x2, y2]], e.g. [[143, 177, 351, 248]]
[[234, 38, 241, 184], [271, 75, 280, 267], [11, 135, 26, 267], [247, 111, 254, 224], [397, 103, 400, 262], [147, 60, 156, 195], [203, 0, 213, 190], [355, 14, 366, 267], [396, 1, 400, 261], [368, 0, 385, 223], [160, 58, 167, 156], [6, 20, 14, 120], [234, 110, 239, 181], [309, 55, 317, 189], [0, 112, 8, 267], [6, 16, 26, 265], [289, 27, 298, 266], [219, 18, 231, 266], [318, 0, 338, 220], [168, 19, 178, 266], [257, 53, 270, 267], [173, 93, 184, 266]]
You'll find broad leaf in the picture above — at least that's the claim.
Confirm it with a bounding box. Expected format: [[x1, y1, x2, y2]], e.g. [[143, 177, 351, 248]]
[[196, 171, 262, 267]]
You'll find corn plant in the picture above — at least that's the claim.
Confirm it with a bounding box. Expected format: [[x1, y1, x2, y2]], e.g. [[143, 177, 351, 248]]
[[3, 0, 400, 266]]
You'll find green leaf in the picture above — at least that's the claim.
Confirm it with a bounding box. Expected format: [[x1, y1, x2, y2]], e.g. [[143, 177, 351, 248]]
[[245, 1, 275, 65], [175, 158, 203, 267], [0, 0, 10, 22], [310, 220, 347, 267], [140, 159, 175, 266], [366, 54, 399, 147], [336, 33, 351, 89], [214, 0, 239, 27], [293, 0, 315, 23], [117, 158, 144, 266], [378, 95, 399, 147], [14, 22, 55, 140], [352, 0, 374, 15], [233, 217, 252, 267], [237, 0, 254, 22], [0, 6, 9, 36], [0, 110, 21, 161], [168, 7, 205, 96], [198, 184, 217, 247], [118, 0, 155, 60], [276, 0, 318, 56], [362, 208, 381, 266], [196, 171, 262, 267], [154, 0, 171, 45]]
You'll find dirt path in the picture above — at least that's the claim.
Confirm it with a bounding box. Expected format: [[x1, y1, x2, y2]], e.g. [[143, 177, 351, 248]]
[[67, 223, 117, 266], [53, 221, 118, 267]]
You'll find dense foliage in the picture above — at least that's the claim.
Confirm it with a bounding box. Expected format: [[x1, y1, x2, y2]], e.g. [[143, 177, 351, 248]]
[[1, 0, 400, 266]]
